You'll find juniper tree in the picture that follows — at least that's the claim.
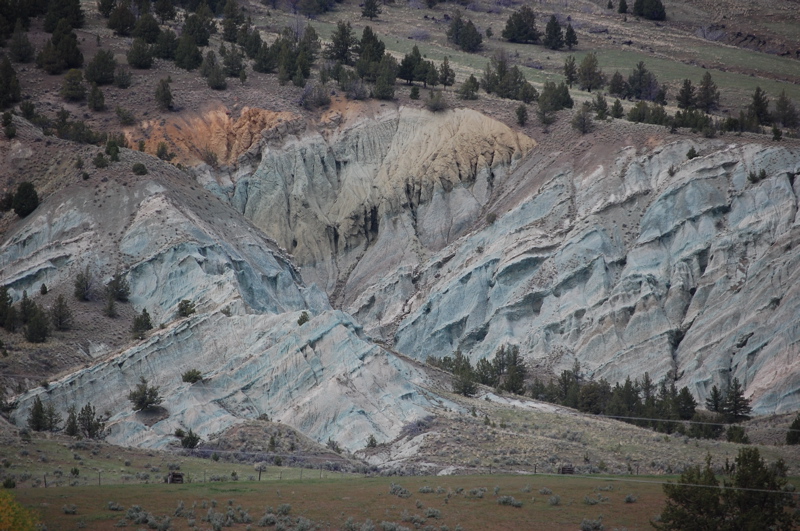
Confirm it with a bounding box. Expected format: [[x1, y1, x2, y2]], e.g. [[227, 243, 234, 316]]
[[564, 23, 577, 50], [563, 55, 577, 87], [128, 376, 163, 411], [74, 266, 93, 301], [696, 71, 720, 113], [543, 15, 564, 50], [50, 294, 73, 331], [501, 6, 540, 44]]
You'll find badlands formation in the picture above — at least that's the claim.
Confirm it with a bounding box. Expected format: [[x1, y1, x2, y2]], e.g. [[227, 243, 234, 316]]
[[4, 101, 800, 456]]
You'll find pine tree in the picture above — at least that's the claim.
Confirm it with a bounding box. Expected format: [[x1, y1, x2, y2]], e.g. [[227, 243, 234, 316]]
[[175, 34, 202, 70], [128, 376, 163, 411], [438, 56, 455, 88], [773, 90, 798, 129], [45, 0, 84, 33], [24, 305, 49, 343], [65, 405, 78, 436], [108, 3, 136, 36], [543, 15, 564, 50], [0, 56, 22, 109], [705, 384, 723, 413], [78, 403, 104, 438], [12, 182, 38, 217], [85, 49, 117, 85], [501, 6, 539, 44], [696, 71, 719, 113], [361, 0, 380, 21], [133, 13, 161, 44], [618, 0, 628, 13], [577, 52, 605, 92], [564, 23, 577, 50], [676, 78, 696, 109], [88, 83, 105, 111], [787, 413, 800, 445], [74, 266, 93, 301], [154, 0, 176, 22], [132, 308, 153, 338], [60, 68, 86, 101], [324, 21, 357, 65], [9, 20, 35, 63], [127, 39, 153, 69], [50, 294, 73, 330], [155, 78, 172, 110], [563, 55, 577, 87], [28, 396, 46, 431], [722, 378, 752, 422]]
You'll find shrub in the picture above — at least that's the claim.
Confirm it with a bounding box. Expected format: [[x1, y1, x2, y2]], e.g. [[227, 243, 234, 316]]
[[114, 67, 132, 88], [63, 504, 78, 514], [12, 182, 39, 217], [3, 477, 16, 488], [116, 106, 135, 126], [389, 483, 411, 498], [686, 147, 698, 160], [93, 152, 109, 168], [74, 266, 93, 301], [625, 494, 637, 503], [297, 311, 310, 326], [548, 495, 561, 506], [539, 487, 552, 495], [419, 485, 433, 493], [178, 299, 196, 317], [300, 83, 331, 110], [181, 429, 201, 449], [132, 163, 148, 175], [128, 376, 162, 411], [580, 517, 604, 531], [425, 91, 448, 112], [497, 496, 523, 507], [182, 369, 203, 383], [132, 308, 153, 338]]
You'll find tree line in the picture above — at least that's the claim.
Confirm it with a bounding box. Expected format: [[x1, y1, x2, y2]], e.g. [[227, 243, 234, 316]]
[[429, 346, 761, 442]]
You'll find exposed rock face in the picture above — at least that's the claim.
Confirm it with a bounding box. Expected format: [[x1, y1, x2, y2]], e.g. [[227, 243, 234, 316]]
[[2, 163, 446, 451], [379, 139, 800, 415], [204, 103, 800, 414], [11, 310, 441, 451], [228, 103, 535, 297]]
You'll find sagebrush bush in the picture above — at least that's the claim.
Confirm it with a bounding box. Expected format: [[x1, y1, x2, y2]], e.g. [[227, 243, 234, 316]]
[[548, 495, 561, 506], [497, 495, 523, 507]]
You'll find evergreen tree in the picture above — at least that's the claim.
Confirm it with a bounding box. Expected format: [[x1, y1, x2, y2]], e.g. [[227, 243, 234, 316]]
[[439, 56, 455, 88], [128, 376, 163, 411], [695, 71, 719, 113], [501, 6, 539, 44], [50, 294, 74, 330], [155, 78, 172, 110], [78, 402, 104, 438], [27, 396, 46, 431], [24, 305, 49, 343], [457, 74, 479, 100], [222, 45, 244, 77], [174, 34, 202, 70], [152, 29, 178, 60], [132, 308, 153, 338], [749, 86, 771, 126], [0, 56, 22, 108], [722, 378, 752, 422], [19, 290, 34, 324], [543, 15, 564, 50], [676, 78, 696, 109], [37, 20, 83, 74], [154, 0, 176, 22], [182, 13, 212, 47], [564, 23, 577, 50], [324, 21, 356, 65], [458, 20, 482, 52], [608, 70, 627, 96], [516, 104, 527, 126], [74, 266, 93, 301], [563, 55, 577, 87], [373, 54, 397, 100], [88, 83, 105, 111], [577, 52, 605, 92], [361, 0, 380, 21], [572, 105, 593, 134], [85, 49, 117, 85], [774, 90, 798, 129], [594, 92, 608, 119], [65, 405, 78, 436], [12, 182, 38, 217], [9, 20, 35, 63], [787, 413, 800, 445], [45, 0, 84, 33], [133, 13, 161, 44], [60, 68, 86, 101], [108, 3, 136, 36], [127, 38, 153, 69], [97, 0, 115, 18], [618, 0, 628, 13], [634, 0, 665, 20]]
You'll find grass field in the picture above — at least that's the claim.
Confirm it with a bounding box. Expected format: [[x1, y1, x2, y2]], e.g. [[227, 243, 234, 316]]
[[11, 472, 678, 530]]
